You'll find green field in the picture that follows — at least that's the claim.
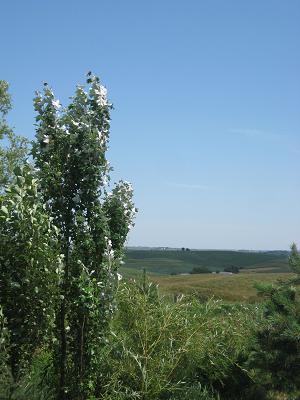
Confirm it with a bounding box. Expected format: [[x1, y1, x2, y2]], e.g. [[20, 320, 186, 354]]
[[151, 272, 295, 302], [123, 248, 289, 275]]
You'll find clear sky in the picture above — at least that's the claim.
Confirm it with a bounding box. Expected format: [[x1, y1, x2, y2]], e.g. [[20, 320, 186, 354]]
[[1, 0, 299, 250]]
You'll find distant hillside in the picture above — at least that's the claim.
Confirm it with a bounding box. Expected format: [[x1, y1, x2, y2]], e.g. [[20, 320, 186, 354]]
[[241, 259, 291, 273], [122, 249, 290, 275]]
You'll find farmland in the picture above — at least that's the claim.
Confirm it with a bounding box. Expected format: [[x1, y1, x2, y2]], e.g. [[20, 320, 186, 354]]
[[120, 248, 292, 302], [123, 248, 290, 275]]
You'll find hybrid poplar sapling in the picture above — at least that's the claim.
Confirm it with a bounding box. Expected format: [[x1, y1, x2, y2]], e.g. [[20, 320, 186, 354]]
[[32, 73, 136, 399]]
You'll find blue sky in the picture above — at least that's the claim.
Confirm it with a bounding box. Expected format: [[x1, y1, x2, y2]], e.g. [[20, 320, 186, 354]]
[[1, 0, 299, 249]]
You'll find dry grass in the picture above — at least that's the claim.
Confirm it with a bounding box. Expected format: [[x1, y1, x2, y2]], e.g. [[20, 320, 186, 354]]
[[151, 272, 295, 302]]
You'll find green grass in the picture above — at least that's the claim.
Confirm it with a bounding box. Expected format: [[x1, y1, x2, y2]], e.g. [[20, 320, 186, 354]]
[[151, 272, 295, 302]]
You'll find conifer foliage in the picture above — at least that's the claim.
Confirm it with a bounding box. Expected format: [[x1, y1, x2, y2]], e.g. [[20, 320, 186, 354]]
[[250, 243, 300, 396]]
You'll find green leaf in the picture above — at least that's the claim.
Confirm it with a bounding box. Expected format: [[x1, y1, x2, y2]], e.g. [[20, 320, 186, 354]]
[[0, 205, 8, 215]]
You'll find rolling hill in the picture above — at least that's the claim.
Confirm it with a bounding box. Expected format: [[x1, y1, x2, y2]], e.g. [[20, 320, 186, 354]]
[[122, 248, 289, 275]]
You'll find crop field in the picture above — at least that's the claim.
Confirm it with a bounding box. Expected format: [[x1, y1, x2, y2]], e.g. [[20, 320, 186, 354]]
[[124, 248, 290, 275]]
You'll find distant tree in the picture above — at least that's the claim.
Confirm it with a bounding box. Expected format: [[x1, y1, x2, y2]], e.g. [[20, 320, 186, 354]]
[[191, 266, 210, 274], [181, 247, 185, 251]]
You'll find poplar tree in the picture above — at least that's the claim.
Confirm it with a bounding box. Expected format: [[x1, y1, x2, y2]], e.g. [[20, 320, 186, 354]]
[[32, 73, 136, 399], [0, 166, 62, 381]]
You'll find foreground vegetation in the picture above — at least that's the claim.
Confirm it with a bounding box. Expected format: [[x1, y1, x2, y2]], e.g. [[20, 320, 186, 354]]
[[1, 272, 300, 400]]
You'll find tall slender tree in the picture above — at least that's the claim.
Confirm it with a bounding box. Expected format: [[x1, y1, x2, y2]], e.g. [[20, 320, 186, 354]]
[[32, 73, 136, 399]]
